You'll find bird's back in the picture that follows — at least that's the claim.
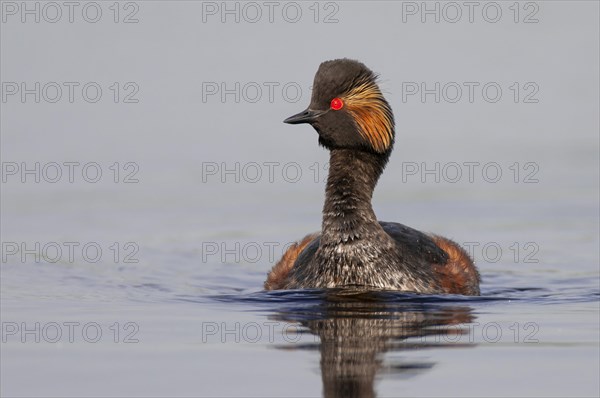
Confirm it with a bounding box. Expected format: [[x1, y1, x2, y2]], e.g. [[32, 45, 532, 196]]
[[266, 221, 478, 294]]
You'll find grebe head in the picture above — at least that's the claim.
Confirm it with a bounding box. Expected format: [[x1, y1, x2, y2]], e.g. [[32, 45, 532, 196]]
[[284, 58, 395, 155]]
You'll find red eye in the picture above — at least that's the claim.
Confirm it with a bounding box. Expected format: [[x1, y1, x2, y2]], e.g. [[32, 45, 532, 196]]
[[330, 97, 344, 110]]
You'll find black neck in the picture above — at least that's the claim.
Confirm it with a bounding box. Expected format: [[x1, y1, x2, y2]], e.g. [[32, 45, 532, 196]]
[[320, 149, 389, 245]]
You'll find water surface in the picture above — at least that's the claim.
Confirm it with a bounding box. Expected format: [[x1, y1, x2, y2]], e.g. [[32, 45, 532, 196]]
[[1, 1, 599, 397]]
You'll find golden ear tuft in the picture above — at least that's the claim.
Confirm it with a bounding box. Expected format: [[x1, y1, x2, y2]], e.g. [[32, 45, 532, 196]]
[[343, 80, 394, 153]]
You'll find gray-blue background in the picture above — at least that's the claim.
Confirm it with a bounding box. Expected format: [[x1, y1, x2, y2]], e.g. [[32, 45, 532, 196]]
[[1, 1, 599, 397]]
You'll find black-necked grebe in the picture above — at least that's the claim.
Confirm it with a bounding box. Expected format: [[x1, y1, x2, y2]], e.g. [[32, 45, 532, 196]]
[[265, 59, 480, 295]]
